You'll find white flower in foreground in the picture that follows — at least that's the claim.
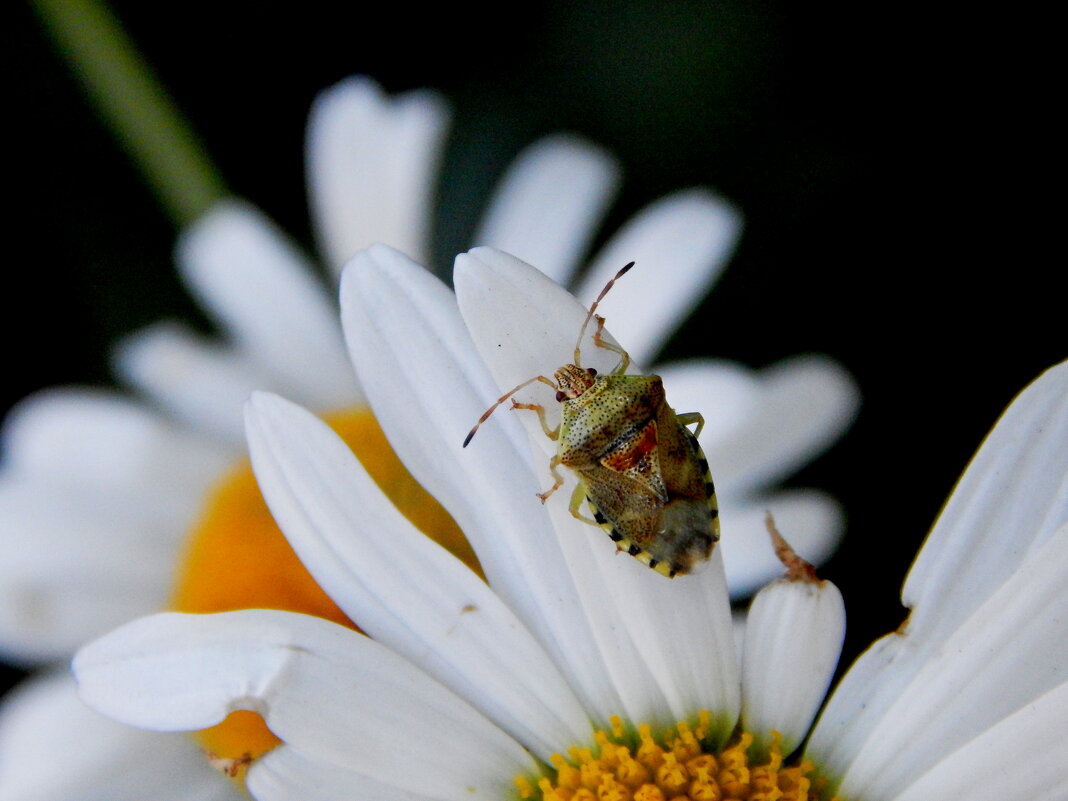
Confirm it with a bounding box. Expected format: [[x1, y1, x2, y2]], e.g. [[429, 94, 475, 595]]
[[75, 247, 1067, 801], [2, 76, 855, 798]]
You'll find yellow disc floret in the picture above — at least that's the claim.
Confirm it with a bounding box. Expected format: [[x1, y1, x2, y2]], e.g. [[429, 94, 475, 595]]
[[170, 407, 476, 775], [518, 714, 836, 801]]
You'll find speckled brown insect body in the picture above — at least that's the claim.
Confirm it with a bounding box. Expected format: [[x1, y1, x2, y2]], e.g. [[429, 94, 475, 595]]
[[464, 263, 720, 577]]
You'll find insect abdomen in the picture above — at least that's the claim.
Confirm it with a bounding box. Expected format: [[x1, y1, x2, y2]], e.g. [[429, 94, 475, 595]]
[[584, 426, 719, 578], [587, 496, 681, 577]]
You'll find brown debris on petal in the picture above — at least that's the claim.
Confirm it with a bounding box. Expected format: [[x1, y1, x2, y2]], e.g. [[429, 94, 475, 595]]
[[765, 512, 820, 583], [205, 750, 254, 779]]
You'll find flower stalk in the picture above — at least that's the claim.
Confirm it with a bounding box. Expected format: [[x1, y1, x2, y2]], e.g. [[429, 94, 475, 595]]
[[31, 0, 226, 225]]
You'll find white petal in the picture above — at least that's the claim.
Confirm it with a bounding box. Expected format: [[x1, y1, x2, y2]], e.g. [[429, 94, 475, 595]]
[[575, 189, 743, 365], [245, 391, 592, 758], [903, 359, 1068, 643], [533, 466, 676, 728], [0, 390, 228, 661], [835, 521, 1068, 799], [578, 542, 741, 742], [1, 387, 228, 498], [731, 609, 748, 668], [177, 199, 360, 409], [456, 247, 740, 736], [889, 679, 1068, 801], [74, 610, 535, 800], [342, 245, 625, 722], [0, 670, 240, 801], [719, 490, 845, 598], [741, 575, 845, 754], [803, 628, 904, 782], [306, 76, 450, 271], [250, 747, 439, 801], [807, 361, 1068, 779], [702, 355, 860, 499], [0, 478, 179, 661], [473, 134, 620, 286], [114, 321, 281, 445]]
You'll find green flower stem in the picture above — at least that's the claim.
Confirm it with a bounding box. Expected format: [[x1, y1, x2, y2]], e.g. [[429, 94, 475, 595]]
[[32, 0, 227, 226]]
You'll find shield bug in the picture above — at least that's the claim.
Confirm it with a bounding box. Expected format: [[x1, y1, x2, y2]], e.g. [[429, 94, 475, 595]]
[[463, 262, 720, 577]]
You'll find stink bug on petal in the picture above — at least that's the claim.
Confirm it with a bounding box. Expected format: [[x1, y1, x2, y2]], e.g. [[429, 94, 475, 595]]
[[463, 262, 720, 578]]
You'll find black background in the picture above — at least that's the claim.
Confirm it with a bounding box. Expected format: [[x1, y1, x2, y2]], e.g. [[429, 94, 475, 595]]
[[3, 1, 1063, 705]]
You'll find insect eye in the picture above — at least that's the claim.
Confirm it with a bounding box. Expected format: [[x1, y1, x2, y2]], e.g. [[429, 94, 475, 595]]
[[555, 391, 566, 402], [587, 367, 598, 377]]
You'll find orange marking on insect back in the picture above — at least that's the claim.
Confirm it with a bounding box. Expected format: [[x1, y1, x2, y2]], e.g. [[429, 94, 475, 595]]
[[601, 420, 659, 474], [172, 407, 479, 772]]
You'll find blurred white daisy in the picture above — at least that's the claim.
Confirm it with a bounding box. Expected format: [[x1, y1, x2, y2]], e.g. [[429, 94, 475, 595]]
[[1, 77, 856, 799], [73, 248, 1067, 801]]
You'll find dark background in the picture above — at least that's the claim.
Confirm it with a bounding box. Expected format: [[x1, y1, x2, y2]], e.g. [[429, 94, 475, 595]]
[[4, 1, 1062, 700]]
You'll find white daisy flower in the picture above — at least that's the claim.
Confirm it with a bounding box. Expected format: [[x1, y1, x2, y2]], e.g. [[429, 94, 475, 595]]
[[74, 246, 1067, 801], [2, 76, 855, 799]]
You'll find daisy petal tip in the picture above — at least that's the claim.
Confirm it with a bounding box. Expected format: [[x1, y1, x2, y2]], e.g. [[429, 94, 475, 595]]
[[243, 392, 324, 454], [472, 136, 621, 285], [456, 244, 534, 276], [643, 186, 745, 256], [456, 246, 573, 302], [343, 242, 424, 283], [243, 388, 290, 423], [672, 186, 744, 229], [305, 77, 392, 151], [72, 614, 222, 733], [176, 197, 267, 267], [313, 73, 385, 107], [788, 353, 862, 419], [514, 132, 623, 203], [107, 319, 173, 374], [527, 131, 621, 171]]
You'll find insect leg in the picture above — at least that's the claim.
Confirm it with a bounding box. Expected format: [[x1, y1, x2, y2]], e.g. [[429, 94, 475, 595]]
[[567, 482, 600, 526], [591, 314, 631, 375], [537, 453, 566, 502], [676, 411, 705, 439], [463, 374, 558, 447], [510, 399, 560, 440], [573, 261, 634, 367]]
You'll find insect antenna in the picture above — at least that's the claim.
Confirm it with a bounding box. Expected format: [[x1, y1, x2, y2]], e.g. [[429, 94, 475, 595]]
[[573, 261, 635, 367], [463, 374, 559, 447]]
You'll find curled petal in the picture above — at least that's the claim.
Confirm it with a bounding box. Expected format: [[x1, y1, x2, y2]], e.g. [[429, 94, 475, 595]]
[[245, 391, 593, 758], [74, 610, 536, 799]]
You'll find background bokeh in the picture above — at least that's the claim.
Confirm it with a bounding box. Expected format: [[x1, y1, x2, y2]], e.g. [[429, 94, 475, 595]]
[[4, 1, 1061, 700]]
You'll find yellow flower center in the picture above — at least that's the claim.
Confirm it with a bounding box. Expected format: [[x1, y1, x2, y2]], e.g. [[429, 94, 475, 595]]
[[517, 714, 839, 801], [170, 407, 477, 776]]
